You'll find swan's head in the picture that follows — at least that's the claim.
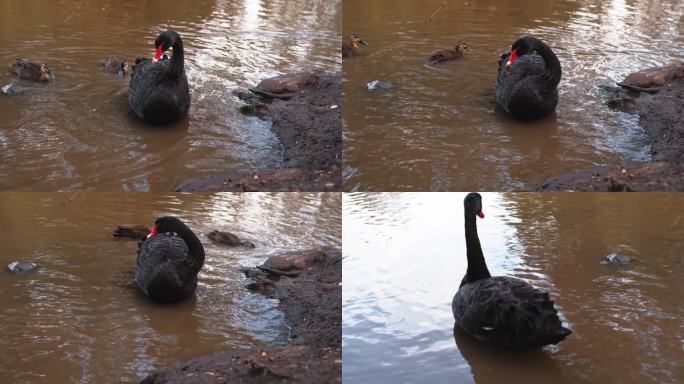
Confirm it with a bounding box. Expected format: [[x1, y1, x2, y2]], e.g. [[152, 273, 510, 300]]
[[152, 30, 179, 64], [147, 216, 188, 239], [350, 34, 368, 48], [506, 36, 536, 69], [464, 193, 485, 219]]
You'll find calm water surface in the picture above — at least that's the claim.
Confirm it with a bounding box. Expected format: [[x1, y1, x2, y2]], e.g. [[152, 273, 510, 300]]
[[342, 0, 684, 191], [343, 193, 684, 383], [0, 192, 341, 383], [0, 0, 340, 191]]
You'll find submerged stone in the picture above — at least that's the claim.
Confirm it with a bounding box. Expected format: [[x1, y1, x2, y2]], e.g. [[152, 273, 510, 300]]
[[7, 261, 38, 274], [600, 253, 631, 265], [367, 80, 393, 91]]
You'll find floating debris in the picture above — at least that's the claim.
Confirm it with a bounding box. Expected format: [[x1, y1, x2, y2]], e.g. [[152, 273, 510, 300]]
[[600, 253, 631, 265], [367, 80, 393, 91], [7, 261, 39, 274]]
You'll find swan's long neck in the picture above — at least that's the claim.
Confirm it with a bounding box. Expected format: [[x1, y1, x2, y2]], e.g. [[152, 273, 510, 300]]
[[534, 39, 562, 86], [169, 33, 184, 78], [463, 211, 491, 286], [178, 227, 204, 271]]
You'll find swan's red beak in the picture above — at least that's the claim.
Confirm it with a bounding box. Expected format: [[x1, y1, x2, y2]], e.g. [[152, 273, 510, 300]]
[[477, 210, 485, 219], [146, 224, 158, 239], [506, 48, 518, 69], [152, 45, 164, 64]]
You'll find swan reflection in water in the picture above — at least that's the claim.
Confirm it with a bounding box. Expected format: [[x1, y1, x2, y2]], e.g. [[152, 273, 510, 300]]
[[453, 326, 574, 384]]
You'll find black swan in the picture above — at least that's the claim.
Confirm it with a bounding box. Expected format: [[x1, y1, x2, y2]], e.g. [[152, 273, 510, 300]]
[[342, 34, 368, 58], [452, 193, 571, 347], [427, 40, 469, 65], [135, 216, 204, 303], [495, 36, 561, 121], [128, 30, 190, 125]]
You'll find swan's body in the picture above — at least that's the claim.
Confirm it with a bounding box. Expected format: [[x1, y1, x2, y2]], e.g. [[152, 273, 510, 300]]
[[452, 193, 571, 348], [496, 36, 561, 121], [135, 217, 204, 303], [129, 30, 190, 125]]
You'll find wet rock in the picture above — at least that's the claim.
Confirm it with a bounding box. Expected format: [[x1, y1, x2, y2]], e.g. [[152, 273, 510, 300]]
[[262, 249, 327, 272], [7, 261, 38, 275], [367, 80, 393, 91], [600, 253, 632, 265], [249, 71, 320, 100], [207, 230, 255, 248], [620, 61, 684, 89], [112, 224, 150, 240]]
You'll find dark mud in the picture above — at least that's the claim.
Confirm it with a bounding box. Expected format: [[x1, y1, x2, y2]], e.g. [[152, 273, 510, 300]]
[[141, 248, 341, 384], [175, 72, 341, 192], [539, 62, 684, 191]]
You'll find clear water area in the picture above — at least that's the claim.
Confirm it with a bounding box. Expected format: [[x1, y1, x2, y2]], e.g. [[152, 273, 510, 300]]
[[342, 0, 684, 191], [343, 193, 684, 383], [0, 0, 340, 191], [0, 192, 341, 383]]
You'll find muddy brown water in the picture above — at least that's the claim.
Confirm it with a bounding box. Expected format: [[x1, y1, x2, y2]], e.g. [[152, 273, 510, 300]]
[[0, 192, 341, 383], [342, 0, 684, 191], [343, 193, 684, 383], [0, 0, 340, 191]]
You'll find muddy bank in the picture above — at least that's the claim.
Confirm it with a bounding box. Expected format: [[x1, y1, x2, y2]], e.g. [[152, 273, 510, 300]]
[[141, 248, 341, 384], [175, 72, 341, 192], [538, 62, 684, 191]]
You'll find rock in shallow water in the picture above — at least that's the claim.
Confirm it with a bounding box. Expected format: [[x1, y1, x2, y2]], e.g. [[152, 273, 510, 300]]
[[7, 261, 38, 274], [367, 80, 393, 91], [600, 253, 631, 265]]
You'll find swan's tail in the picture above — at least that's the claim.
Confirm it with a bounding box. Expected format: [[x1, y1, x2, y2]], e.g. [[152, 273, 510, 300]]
[[140, 264, 187, 303]]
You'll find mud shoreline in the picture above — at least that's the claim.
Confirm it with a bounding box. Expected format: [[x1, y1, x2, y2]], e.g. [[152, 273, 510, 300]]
[[538, 62, 684, 191], [140, 248, 342, 384], [174, 72, 342, 192]]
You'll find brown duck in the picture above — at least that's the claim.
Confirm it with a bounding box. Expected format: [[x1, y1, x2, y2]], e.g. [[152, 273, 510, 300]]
[[427, 41, 469, 65], [342, 34, 368, 58], [9, 59, 54, 82], [101, 55, 129, 76], [207, 230, 255, 248]]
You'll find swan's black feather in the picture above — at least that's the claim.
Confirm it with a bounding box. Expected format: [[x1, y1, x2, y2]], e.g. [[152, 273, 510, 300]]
[[495, 37, 561, 121], [128, 31, 190, 125]]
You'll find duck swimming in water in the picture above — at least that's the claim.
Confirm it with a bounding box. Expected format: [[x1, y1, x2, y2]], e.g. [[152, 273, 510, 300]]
[[101, 55, 129, 76], [9, 59, 54, 82], [427, 40, 469, 65], [342, 34, 368, 58]]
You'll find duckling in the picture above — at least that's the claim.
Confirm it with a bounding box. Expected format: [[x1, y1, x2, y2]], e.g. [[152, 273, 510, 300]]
[[101, 55, 129, 76], [112, 224, 150, 240], [342, 34, 368, 58], [9, 59, 54, 82], [427, 41, 469, 65], [207, 230, 255, 248]]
